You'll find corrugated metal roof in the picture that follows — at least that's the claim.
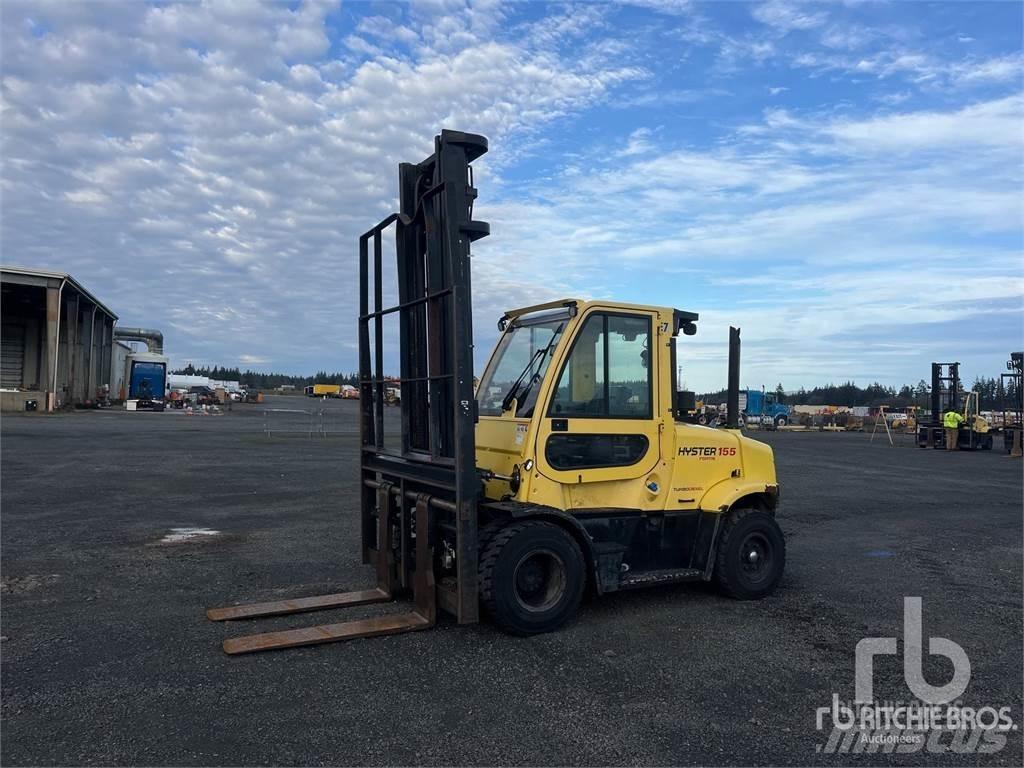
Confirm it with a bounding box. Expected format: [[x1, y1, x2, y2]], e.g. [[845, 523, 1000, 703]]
[[0, 265, 118, 320]]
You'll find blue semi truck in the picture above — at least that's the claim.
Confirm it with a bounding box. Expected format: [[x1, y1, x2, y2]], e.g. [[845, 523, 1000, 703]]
[[741, 389, 790, 427]]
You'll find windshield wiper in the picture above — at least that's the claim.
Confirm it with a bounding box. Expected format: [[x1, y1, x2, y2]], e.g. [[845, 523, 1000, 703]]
[[500, 331, 561, 414], [501, 347, 545, 413]]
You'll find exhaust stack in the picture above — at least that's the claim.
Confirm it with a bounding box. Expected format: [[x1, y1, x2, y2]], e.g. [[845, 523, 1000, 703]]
[[726, 326, 741, 429]]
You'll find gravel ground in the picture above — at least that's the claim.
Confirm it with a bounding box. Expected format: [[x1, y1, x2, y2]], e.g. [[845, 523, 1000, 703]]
[[1, 397, 1021, 766]]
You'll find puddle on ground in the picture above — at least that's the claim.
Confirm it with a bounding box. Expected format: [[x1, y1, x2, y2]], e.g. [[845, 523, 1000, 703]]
[[157, 527, 221, 544]]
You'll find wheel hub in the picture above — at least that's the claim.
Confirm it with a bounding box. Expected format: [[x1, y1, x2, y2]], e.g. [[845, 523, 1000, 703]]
[[513, 548, 567, 613], [739, 532, 773, 583]]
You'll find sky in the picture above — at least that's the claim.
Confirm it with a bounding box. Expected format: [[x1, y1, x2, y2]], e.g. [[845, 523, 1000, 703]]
[[2, 0, 1022, 392]]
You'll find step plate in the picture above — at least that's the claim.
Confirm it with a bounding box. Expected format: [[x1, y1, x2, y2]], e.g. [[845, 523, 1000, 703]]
[[206, 588, 390, 622], [619, 568, 703, 590], [222, 611, 431, 655]]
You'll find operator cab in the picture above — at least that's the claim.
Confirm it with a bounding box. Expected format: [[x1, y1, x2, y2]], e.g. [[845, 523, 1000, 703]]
[[477, 299, 691, 419], [474, 298, 777, 514]]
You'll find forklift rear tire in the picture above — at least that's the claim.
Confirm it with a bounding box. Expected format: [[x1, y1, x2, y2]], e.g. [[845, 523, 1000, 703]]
[[714, 508, 785, 600], [479, 520, 585, 636]]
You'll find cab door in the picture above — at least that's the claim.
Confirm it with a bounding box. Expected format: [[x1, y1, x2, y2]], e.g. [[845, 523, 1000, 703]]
[[535, 309, 661, 507]]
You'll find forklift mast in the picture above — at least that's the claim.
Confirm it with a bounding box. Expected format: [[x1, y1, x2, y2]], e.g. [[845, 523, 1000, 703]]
[[358, 130, 490, 625], [918, 361, 961, 448], [206, 131, 492, 653], [1002, 352, 1023, 455], [929, 362, 960, 420], [1003, 353, 1023, 425]]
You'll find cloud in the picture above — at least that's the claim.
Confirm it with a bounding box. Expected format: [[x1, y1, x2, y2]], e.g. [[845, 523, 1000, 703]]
[[464, 94, 1023, 386], [618, 127, 656, 156], [751, 1, 826, 32], [0, 0, 648, 373], [792, 48, 1024, 90], [822, 94, 1024, 151], [356, 16, 419, 46], [951, 53, 1024, 85], [64, 188, 110, 205], [819, 23, 875, 50], [1, 0, 1020, 389], [621, 0, 694, 16]]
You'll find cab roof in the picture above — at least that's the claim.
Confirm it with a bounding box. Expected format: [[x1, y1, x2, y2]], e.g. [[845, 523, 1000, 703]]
[[499, 298, 698, 335]]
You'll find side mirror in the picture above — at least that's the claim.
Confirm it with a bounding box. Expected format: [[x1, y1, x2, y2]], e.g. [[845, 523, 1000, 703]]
[[674, 390, 696, 421]]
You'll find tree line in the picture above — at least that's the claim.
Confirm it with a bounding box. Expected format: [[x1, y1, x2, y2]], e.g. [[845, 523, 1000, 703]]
[[171, 364, 359, 389], [699, 377, 1020, 411], [175, 363, 1019, 411]]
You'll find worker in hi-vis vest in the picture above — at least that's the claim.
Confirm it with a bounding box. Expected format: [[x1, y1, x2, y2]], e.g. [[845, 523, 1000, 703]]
[[943, 409, 964, 450]]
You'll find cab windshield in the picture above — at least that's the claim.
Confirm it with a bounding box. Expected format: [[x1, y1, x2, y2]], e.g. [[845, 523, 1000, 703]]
[[477, 316, 566, 418]]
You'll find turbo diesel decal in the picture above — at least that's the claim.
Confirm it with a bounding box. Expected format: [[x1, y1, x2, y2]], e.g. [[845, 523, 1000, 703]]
[[678, 446, 737, 458]]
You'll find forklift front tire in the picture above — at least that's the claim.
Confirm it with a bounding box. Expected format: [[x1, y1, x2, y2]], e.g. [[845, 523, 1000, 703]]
[[714, 508, 785, 600], [479, 521, 585, 636]]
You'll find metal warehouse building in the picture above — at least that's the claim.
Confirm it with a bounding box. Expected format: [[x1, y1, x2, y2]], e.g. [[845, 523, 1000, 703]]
[[1, 266, 119, 412]]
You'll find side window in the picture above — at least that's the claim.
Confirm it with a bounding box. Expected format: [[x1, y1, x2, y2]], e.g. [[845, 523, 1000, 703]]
[[549, 313, 651, 418], [607, 315, 651, 417], [549, 314, 605, 416], [546, 434, 650, 470]]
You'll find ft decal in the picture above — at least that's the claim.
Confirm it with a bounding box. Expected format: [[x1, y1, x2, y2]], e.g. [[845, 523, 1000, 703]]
[[678, 446, 737, 458]]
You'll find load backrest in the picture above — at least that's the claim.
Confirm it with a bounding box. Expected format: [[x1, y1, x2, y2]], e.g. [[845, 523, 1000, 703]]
[[357, 129, 490, 623]]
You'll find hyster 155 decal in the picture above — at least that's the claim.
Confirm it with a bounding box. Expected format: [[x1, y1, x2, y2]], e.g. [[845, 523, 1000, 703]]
[[678, 446, 737, 458]]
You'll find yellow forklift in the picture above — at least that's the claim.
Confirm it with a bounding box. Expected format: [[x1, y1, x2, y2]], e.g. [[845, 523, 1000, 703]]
[[959, 391, 993, 449], [917, 362, 993, 450], [207, 131, 784, 653]]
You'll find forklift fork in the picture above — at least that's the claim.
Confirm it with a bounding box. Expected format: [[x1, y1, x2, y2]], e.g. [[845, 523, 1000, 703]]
[[207, 483, 436, 654]]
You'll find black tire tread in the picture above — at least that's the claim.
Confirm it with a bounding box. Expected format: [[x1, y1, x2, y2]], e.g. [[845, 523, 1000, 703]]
[[479, 521, 536, 621], [478, 520, 582, 635], [714, 507, 785, 600], [476, 520, 505, 556]]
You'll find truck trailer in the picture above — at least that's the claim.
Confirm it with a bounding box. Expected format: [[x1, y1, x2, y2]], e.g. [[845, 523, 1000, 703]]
[[306, 383, 342, 398]]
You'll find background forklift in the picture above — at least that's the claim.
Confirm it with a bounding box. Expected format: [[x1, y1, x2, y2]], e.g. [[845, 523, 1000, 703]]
[[917, 362, 993, 450], [208, 130, 785, 653], [1002, 352, 1023, 455]]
